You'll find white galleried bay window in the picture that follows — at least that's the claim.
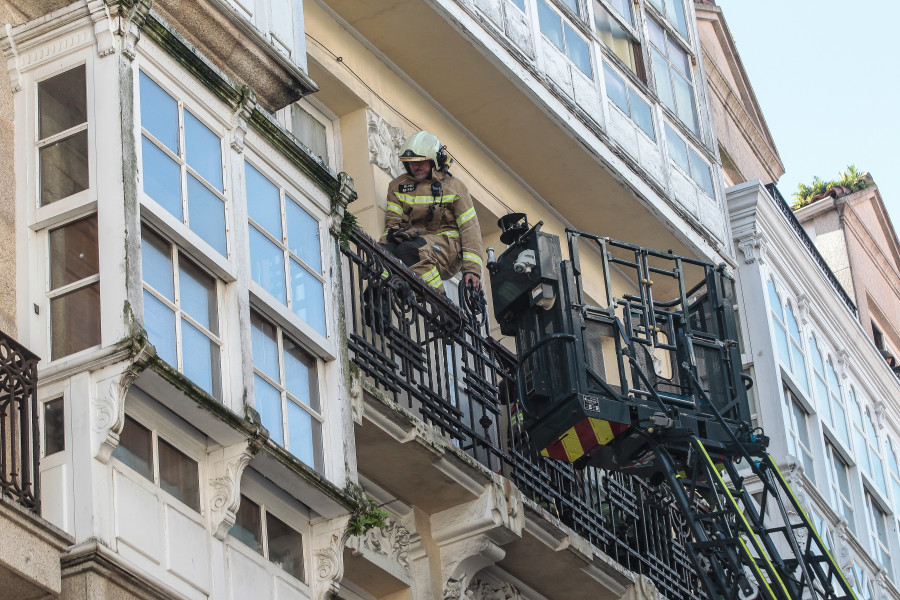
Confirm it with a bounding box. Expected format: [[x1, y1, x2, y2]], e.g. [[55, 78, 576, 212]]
[[229, 494, 305, 582], [141, 226, 223, 400], [112, 415, 201, 511], [245, 162, 326, 337], [594, 0, 644, 80], [766, 279, 810, 393], [537, 0, 593, 77], [647, 17, 698, 135], [603, 63, 655, 140], [139, 71, 227, 256], [251, 311, 322, 469], [810, 335, 850, 448], [647, 0, 688, 40], [824, 440, 854, 531], [664, 124, 713, 196]]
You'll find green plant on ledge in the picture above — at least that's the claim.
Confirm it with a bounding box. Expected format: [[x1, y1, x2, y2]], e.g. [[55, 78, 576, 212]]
[[339, 211, 358, 250], [792, 164, 872, 210], [346, 495, 389, 537]]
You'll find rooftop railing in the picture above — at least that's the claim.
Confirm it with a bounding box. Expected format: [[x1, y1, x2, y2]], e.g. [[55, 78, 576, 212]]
[[342, 228, 702, 599], [0, 330, 40, 513]]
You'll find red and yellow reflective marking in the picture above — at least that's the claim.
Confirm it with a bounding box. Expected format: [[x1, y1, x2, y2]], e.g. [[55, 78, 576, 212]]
[[540, 417, 628, 462]]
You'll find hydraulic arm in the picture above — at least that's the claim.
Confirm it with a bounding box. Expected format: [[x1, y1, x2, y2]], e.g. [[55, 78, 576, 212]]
[[487, 214, 856, 600]]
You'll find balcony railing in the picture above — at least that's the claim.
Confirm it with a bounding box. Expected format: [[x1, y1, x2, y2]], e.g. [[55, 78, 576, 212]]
[[342, 229, 702, 599], [0, 330, 40, 512]]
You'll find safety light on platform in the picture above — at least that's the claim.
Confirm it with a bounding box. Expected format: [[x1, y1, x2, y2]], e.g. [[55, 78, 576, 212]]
[[532, 283, 555, 310]]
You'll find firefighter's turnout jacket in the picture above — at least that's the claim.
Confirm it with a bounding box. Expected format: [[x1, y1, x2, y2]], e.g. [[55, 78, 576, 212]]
[[380, 170, 483, 292]]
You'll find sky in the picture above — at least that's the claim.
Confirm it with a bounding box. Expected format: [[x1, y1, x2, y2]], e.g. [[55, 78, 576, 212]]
[[715, 0, 900, 226]]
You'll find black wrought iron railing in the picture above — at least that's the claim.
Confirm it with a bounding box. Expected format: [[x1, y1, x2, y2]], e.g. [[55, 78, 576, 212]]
[[342, 229, 701, 599], [0, 330, 40, 512], [765, 183, 857, 316]]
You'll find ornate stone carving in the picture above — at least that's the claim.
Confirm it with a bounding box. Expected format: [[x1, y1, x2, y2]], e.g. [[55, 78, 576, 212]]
[[209, 437, 264, 540], [366, 109, 406, 178], [330, 172, 356, 236], [444, 575, 471, 600], [468, 580, 522, 600], [4, 24, 22, 93], [735, 232, 764, 264], [230, 86, 257, 153], [117, 0, 152, 61], [796, 294, 811, 326], [93, 349, 151, 463], [315, 533, 345, 598], [361, 518, 412, 570]]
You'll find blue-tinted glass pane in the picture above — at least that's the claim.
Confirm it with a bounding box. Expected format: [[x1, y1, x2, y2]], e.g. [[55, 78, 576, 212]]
[[629, 92, 655, 140], [559, 0, 578, 13], [285, 199, 321, 273], [832, 404, 850, 448], [647, 17, 665, 50], [537, 0, 564, 50], [767, 279, 784, 320], [688, 147, 713, 195], [182, 320, 219, 399], [249, 226, 287, 304], [665, 124, 690, 173], [665, 0, 688, 38], [142, 229, 174, 300], [810, 337, 825, 373], [609, 0, 633, 25], [564, 24, 592, 77], [179, 258, 216, 333], [139, 72, 178, 152], [184, 111, 223, 190], [143, 291, 176, 366], [250, 312, 280, 383], [287, 400, 315, 467], [290, 259, 326, 336], [673, 70, 699, 134], [255, 374, 283, 446], [791, 345, 810, 393], [774, 325, 790, 366], [284, 338, 315, 409], [816, 379, 829, 421], [652, 49, 675, 112], [245, 163, 282, 238], [786, 306, 802, 340], [187, 175, 226, 255], [142, 137, 182, 220], [509, 0, 525, 11], [603, 64, 629, 113]]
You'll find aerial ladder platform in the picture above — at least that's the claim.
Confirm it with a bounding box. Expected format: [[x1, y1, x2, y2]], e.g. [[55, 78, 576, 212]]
[[485, 214, 856, 600]]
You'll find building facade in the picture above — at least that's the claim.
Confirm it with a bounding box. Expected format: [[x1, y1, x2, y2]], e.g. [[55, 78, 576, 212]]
[[0, 0, 823, 599]]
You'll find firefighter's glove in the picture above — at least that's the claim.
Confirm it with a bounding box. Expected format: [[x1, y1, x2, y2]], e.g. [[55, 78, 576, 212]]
[[388, 226, 420, 243]]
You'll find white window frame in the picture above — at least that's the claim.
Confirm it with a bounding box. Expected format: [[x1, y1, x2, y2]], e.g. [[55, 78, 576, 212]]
[[134, 52, 235, 280], [809, 334, 850, 449], [602, 61, 656, 140], [140, 223, 227, 403], [864, 491, 893, 578], [647, 15, 699, 136], [783, 384, 815, 482], [824, 439, 855, 532], [276, 97, 341, 171], [591, 0, 645, 81], [536, 0, 595, 78], [889, 438, 900, 519], [766, 279, 810, 394], [663, 123, 713, 196]]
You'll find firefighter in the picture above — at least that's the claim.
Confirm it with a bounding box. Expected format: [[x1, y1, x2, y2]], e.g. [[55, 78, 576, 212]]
[[380, 131, 484, 294]]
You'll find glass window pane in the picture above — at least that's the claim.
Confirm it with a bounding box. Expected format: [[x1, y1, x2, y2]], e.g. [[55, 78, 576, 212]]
[[651, 49, 675, 111], [179, 257, 217, 333], [138, 72, 179, 153], [182, 320, 220, 400], [287, 400, 316, 467], [791, 345, 810, 393], [40, 130, 89, 205], [141, 228, 175, 301], [665, 124, 689, 173], [284, 338, 316, 410], [39, 66, 87, 139], [51, 283, 100, 360], [249, 226, 287, 304], [603, 64, 629, 114], [673, 71, 699, 134], [537, 0, 564, 50], [688, 147, 713, 195], [629, 92, 655, 140], [664, 0, 688, 38], [266, 513, 304, 581], [667, 38, 690, 76], [49, 215, 99, 289], [290, 105, 328, 165], [250, 312, 281, 383], [285, 199, 321, 273], [184, 111, 223, 191], [255, 374, 284, 446], [559, 0, 578, 13], [564, 24, 592, 77], [647, 17, 665, 50], [187, 175, 227, 256], [43, 398, 65, 457], [609, 0, 632, 25], [246, 163, 283, 238], [767, 279, 784, 320], [141, 137, 183, 220], [158, 437, 200, 511], [509, 0, 525, 12], [594, 3, 637, 73], [290, 260, 326, 336], [230, 495, 263, 554], [112, 416, 153, 481], [143, 291, 177, 366]]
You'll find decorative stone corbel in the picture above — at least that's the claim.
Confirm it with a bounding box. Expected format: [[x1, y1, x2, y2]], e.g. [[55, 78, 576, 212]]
[[796, 294, 811, 326], [208, 435, 264, 539], [366, 109, 406, 178], [735, 232, 765, 264], [468, 579, 522, 600], [93, 344, 153, 463], [230, 86, 257, 153], [356, 517, 412, 571], [314, 533, 346, 599], [330, 172, 356, 236], [836, 349, 850, 380], [4, 24, 22, 93], [114, 0, 152, 61]]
